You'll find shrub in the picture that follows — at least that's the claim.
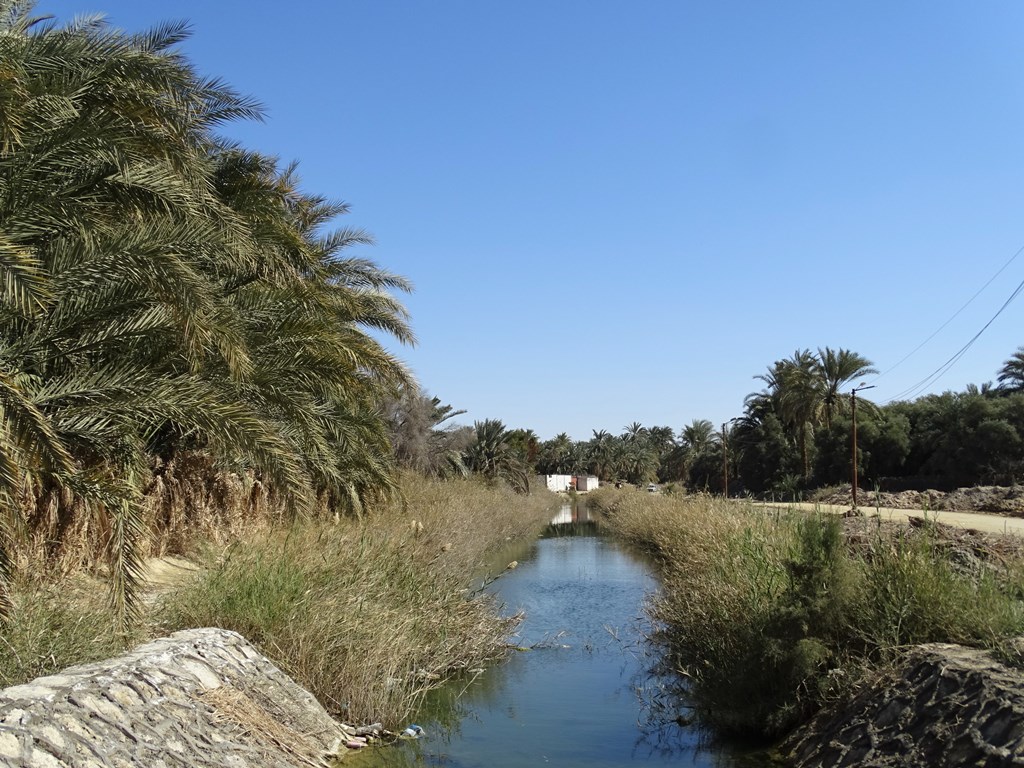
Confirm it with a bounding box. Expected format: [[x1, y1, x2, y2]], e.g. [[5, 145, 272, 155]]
[[0, 579, 128, 687], [594, 488, 1024, 739]]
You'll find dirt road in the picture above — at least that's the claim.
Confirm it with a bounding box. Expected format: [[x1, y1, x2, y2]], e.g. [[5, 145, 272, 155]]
[[754, 501, 1024, 536]]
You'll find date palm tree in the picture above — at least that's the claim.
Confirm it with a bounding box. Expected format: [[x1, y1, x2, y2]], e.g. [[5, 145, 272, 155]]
[[463, 419, 529, 493], [0, 4, 267, 629], [587, 429, 615, 480], [537, 432, 574, 474], [816, 347, 877, 429], [998, 347, 1024, 392], [385, 386, 469, 479], [209, 151, 413, 510], [620, 440, 659, 485], [677, 419, 716, 487], [622, 422, 648, 443], [0, 4, 413, 628], [756, 350, 823, 480], [681, 419, 716, 456]]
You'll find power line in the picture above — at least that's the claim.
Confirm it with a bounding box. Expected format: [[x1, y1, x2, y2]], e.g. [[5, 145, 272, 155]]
[[720, 242, 1024, 422], [872, 242, 1024, 385], [880, 271, 1024, 404]]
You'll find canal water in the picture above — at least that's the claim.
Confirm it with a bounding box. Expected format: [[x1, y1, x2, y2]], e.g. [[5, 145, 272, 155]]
[[365, 503, 779, 768]]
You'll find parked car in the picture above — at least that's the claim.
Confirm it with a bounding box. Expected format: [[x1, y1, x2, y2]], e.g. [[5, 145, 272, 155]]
[[646, 484, 658, 493]]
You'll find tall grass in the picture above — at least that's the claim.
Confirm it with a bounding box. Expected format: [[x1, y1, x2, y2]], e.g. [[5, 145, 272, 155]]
[[157, 475, 558, 725], [0, 578, 127, 687], [591, 487, 1024, 739], [0, 474, 558, 729]]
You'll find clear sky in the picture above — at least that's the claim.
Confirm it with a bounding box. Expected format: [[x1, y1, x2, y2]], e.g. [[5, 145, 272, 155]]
[[41, 1, 1024, 440]]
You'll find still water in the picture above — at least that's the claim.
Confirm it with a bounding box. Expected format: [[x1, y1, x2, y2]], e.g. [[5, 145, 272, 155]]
[[365, 504, 777, 768]]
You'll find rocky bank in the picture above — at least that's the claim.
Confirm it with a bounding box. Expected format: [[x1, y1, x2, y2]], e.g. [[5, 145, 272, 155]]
[[784, 643, 1024, 767], [4, 596, 1024, 767], [0, 628, 346, 767]]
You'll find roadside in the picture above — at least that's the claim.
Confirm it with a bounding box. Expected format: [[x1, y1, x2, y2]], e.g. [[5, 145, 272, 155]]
[[815, 485, 1024, 515], [754, 500, 1024, 536]]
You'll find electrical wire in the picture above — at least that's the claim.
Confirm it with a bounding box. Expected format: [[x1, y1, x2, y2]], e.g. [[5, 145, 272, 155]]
[[880, 271, 1024, 404], [718, 242, 1024, 422], [872, 242, 1024, 385]]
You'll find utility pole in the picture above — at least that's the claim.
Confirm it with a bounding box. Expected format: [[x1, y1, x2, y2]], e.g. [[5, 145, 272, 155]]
[[851, 384, 876, 510], [722, 422, 728, 498]]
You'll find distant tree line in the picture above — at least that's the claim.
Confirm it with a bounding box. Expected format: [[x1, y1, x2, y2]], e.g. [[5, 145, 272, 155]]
[[729, 346, 1024, 496], [393, 346, 1024, 500]]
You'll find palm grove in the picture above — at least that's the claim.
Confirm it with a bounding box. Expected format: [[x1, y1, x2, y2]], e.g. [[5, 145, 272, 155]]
[[453, 345, 1024, 500], [0, 6, 427, 629]]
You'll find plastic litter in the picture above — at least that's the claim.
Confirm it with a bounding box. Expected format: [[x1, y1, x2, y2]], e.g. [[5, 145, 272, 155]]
[[402, 724, 425, 738]]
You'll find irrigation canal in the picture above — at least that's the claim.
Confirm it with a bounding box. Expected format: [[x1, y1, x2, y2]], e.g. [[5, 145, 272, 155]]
[[362, 502, 780, 768]]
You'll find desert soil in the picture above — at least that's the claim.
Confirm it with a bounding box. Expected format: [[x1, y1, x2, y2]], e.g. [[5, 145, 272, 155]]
[[757, 499, 1024, 536]]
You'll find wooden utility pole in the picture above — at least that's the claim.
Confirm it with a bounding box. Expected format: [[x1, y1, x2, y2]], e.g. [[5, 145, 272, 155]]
[[851, 384, 875, 510], [722, 422, 728, 498], [851, 391, 859, 509]]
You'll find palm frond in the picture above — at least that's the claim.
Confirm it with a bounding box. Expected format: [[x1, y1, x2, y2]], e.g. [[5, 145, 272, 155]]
[[0, 236, 48, 317]]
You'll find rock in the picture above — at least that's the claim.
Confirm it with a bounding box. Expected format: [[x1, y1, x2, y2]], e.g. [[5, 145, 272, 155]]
[[0, 628, 347, 767], [783, 642, 1024, 767], [354, 722, 383, 737]]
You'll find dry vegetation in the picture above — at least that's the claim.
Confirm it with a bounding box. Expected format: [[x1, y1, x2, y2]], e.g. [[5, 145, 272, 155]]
[[590, 487, 1024, 740], [0, 472, 559, 727]]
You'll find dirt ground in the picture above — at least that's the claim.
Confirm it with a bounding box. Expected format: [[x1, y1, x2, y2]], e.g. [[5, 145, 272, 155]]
[[757, 500, 1024, 536], [139, 555, 201, 601], [816, 485, 1024, 516]]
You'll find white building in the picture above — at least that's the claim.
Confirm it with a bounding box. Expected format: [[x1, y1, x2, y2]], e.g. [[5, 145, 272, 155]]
[[538, 474, 573, 492]]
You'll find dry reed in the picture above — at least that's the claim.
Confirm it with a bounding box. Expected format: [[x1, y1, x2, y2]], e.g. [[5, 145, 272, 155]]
[[591, 486, 1024, 739], [157, 475, 559, 725], [0, 469, 559, 729]]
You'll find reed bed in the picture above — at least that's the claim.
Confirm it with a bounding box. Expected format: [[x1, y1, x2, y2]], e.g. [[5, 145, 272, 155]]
[[591, 487, 1024, 739], [156, 475, 558, 725], [0, 577, 127, 688], [0, 473, 558, 728]]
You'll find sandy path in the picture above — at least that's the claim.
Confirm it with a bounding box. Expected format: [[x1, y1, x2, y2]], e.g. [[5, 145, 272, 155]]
[[139, 555, 201, 601], [753, 501, 1024, 536]]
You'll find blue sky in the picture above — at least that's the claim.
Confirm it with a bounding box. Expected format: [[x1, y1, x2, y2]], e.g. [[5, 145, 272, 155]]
[[43, 1, 1024, 440]]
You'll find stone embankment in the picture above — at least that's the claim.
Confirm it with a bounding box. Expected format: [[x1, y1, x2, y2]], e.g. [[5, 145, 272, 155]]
[[784, 643, 1024, 767], [0, 628, 346, 767]]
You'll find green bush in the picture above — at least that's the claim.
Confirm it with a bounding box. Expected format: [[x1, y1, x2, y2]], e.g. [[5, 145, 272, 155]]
[[856, 527, 1024, 652], [597, 488, 1024, 739]]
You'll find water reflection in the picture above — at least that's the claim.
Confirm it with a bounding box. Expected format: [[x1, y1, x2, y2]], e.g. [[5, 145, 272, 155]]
[[548, 500, 593, 526], [544, 501, 601, 541], [363, 502, 778, 768]]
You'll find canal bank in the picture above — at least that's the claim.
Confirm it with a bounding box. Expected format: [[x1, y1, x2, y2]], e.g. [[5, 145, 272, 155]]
[[361, 502, 780, 768], [8, 489, 1024, 766], [593, 487, 1024, 766]]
